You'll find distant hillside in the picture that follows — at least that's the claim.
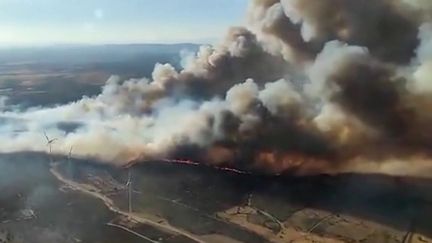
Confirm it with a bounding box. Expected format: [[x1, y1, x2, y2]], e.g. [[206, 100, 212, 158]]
[[0, 43, 201, 64], [0, 43, 202, 108]]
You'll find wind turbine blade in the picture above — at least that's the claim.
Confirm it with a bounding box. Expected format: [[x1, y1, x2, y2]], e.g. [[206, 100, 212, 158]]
[[43, 131, 49, 142]]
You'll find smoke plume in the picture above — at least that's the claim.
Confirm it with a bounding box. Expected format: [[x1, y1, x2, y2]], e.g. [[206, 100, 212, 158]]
[[1, 0, 432, 177]]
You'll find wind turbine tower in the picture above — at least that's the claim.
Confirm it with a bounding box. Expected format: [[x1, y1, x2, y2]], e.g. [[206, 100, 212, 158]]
[[126, 168, 133, 213]]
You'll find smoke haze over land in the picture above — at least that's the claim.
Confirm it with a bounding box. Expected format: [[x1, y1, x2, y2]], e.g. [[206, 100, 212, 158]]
[[2, 0, 432, 177]]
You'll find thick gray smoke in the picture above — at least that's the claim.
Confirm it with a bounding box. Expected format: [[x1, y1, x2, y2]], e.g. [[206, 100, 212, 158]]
[[1, 0, 432, 177]]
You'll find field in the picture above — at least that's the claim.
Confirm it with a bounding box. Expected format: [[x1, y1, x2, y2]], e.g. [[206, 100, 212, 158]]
[[0, 44, 198, 108], [1, 153, 432, 242]]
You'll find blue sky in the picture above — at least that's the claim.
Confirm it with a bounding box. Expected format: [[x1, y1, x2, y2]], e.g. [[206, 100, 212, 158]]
[[0, 0, 249, 46]]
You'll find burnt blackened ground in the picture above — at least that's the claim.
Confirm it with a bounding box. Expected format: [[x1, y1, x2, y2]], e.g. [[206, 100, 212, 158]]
[[60, 158, 432, 241], [0, 154, 185, 243], [2, 153, 432, 242]]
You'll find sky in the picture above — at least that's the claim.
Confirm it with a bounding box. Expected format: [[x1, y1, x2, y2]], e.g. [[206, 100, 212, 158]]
[[0, 0, 249, 46]]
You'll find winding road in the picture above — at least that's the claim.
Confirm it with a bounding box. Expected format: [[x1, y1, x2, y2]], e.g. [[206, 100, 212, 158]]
[[49, 163, 206, 243]]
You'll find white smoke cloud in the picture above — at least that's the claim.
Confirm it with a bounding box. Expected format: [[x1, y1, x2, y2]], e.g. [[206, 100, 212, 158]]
[[305, 40, 368, 99], [259, 78, 302, 115]]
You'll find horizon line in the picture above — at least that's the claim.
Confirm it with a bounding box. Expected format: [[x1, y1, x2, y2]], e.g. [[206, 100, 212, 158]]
[[0, 39, 218, 49]]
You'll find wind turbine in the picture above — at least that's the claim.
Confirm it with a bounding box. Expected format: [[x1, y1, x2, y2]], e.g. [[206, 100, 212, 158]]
[[126, 168, 133, 213], [67, 146, 73, 178], [43, 131, 57, 155], [247, 193, 253, 207], [68, 146, 73, 160]]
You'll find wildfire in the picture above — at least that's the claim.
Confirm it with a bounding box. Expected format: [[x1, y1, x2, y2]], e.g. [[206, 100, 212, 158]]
[[255, 151, 331, 175], [161, 158, 252, 175]]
